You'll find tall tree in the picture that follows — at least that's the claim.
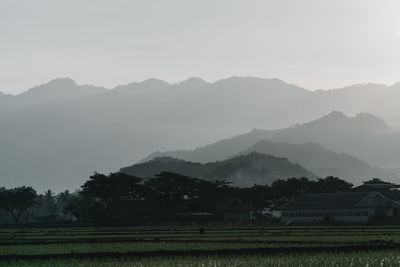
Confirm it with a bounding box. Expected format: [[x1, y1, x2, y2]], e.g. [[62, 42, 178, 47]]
[[313, 176, 353, 193], [35, 189, 58, 222], [0, 187, 37, 224], [81, 172, 145, 202]]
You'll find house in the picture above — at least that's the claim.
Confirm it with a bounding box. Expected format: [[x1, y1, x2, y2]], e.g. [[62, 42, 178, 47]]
[[278, 191, 400, 224], [352, 179, 400, 202]]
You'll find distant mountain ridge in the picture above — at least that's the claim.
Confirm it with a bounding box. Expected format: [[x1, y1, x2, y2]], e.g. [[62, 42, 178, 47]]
[[142, 111, 392, 162], [120, 152, 316, 187], [291, 111, 392, 135], [244, 141, 396, 184], [142, 112, 400, 184], [0, 78, 107, 113], [2, 76, 400, 191], [113, 78, 172, 95]]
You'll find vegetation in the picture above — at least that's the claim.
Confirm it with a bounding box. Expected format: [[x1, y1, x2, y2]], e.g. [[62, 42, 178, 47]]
[[0, 187, 37, 224], [1, 173, 393, 266], [2, 226, 400, 266], [0, 173, 352, 225], [5, 252, 400, 267], [120, 152, 317, 187]]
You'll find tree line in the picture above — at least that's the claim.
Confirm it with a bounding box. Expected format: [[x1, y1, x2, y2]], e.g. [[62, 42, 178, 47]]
[[0, 172, 353, 225]]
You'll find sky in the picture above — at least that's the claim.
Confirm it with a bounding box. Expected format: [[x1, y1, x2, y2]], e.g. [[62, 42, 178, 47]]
[[1, 0, 400, 94]]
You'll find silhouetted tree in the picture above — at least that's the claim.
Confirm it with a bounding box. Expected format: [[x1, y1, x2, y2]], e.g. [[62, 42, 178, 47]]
[[270, 177, 313, 200], [80, 172, 146, 223], [63, 194, 92, 223], [313, 176, 353, 192], [144, 172, 231, 207], [81, 172, 145, 203], [57, 190, 77, 221], [0, 173, 357, 225], [0, 186, 37, 224], [144, 172, 198, 201], [35, 189, 58, 222]]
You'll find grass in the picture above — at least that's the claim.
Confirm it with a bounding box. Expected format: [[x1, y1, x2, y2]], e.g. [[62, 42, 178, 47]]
[[2, 225, 400, 266], [5, 251, 400, 267]]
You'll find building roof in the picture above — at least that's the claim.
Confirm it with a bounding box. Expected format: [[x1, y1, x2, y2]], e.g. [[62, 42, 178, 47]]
[[363, 178, 395, 185], [353, 178, 400, 191], [279, 192, 400, 210]]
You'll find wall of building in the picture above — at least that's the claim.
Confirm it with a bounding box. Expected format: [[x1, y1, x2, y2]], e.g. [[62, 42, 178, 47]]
[[272, 210, 281, 218], [281, 209, 375, 224]]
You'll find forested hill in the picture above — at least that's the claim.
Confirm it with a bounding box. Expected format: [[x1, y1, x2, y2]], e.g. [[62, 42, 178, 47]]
[[120, 152, 316, 187]]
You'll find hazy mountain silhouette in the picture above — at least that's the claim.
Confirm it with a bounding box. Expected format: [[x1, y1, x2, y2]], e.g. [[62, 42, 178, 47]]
[[2, 77, 400, 191], [177, 77, 209, 90], [142, 112, 400, 184], [308, 83, 400, 124], [284, 111, 392, 135], [0, 78, 106, 112], [120, 152, 316, 187], [141, 129, 271, 164], [113, 78, 171, 95], [264, 112, 399, 169], [143, 112, 391, 160], [244, 141, 396, 184]]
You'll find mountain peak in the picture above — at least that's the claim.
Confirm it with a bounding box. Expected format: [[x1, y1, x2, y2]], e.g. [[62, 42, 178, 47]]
[[215, 76, 286, 86], [323, 110, 346, 119], [150, 156, 187, 164], [140, 78, 170, 87], [13, 77, 106, 108], [307, 111, 392, 135], [47, 77, 77, 87], [178, 77, 208, 88], [19, 77, 78, 97], [113, 78, 170, 93], [209, 77, 309, 99], [354, 112, 392, 132]]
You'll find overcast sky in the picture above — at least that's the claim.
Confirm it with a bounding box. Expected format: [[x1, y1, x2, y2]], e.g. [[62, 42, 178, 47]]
[[1, 0, 400, 94]]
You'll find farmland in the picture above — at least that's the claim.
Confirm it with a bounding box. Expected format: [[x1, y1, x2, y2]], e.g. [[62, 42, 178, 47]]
[[2, 226, 400, 266]]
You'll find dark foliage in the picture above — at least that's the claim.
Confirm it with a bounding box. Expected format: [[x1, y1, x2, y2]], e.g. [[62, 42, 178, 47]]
[[0, 186, 37, 224], [0, 173, 354, 225]]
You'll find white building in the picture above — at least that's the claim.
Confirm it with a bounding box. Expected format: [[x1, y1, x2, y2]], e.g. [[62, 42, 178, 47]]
[[278, 192, 400, 224]]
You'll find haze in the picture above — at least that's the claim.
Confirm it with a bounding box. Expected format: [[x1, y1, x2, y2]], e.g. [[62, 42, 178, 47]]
[[1, 0, 400, 94], [2, 1, 400, 193]]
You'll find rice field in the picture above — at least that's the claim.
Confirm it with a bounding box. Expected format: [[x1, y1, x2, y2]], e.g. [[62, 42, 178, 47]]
[[2, 225, 400, 266]]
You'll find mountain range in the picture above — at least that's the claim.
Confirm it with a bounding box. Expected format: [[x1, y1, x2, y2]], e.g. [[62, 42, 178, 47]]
[[143, 112, 400, 185], [120, 152, 316, 187], [0, 78, 106, 113], [1, 77, 400, 191]]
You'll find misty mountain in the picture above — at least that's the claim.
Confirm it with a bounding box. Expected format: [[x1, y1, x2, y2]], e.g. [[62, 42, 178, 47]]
[[308, 83, 400, 123], [120, 152, 316, 187], [264, 112, 400, 170], [244, 141, 396, 184], [2, 77, 400, 191], [143, 112, 392, 161], [141, 129, 271, 164], [0, 77, 313, 191], [0, 78, 107, 112], [113, 78, 171, 95], [142, 112, 400, 184]]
